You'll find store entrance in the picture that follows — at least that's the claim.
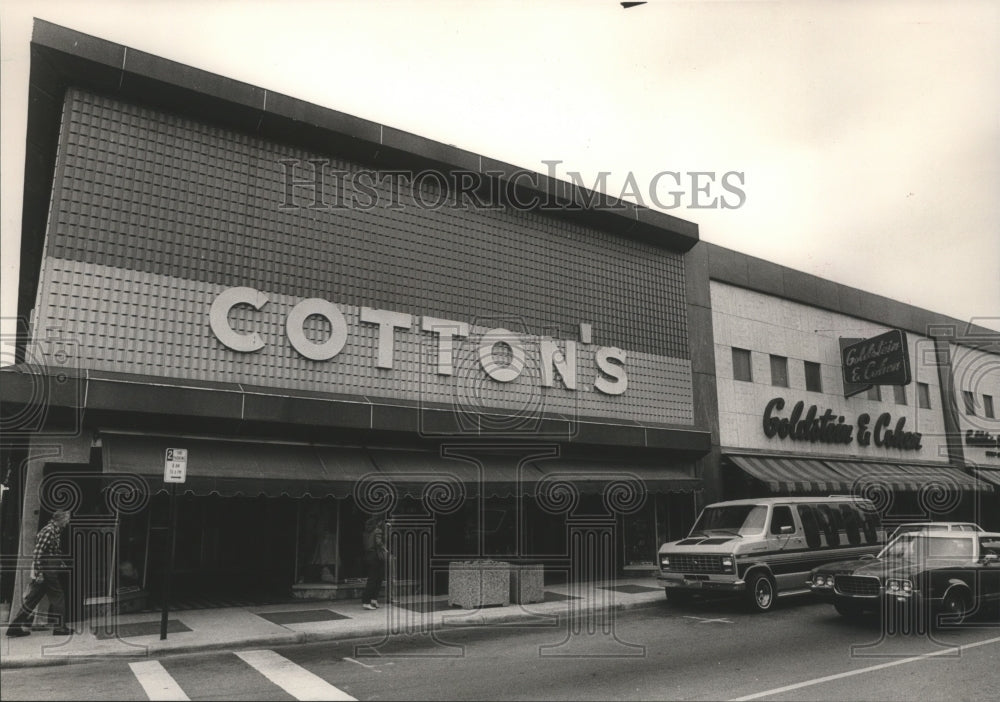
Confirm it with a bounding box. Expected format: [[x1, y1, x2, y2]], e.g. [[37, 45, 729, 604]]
[[144, 495, 298, 604]]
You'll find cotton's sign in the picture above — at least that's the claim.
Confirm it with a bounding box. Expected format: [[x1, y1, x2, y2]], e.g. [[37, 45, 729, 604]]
[[209, 287, 628, 395]]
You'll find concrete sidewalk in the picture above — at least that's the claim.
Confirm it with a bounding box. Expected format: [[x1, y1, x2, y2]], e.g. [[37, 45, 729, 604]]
[[1, 577, 666, 669]]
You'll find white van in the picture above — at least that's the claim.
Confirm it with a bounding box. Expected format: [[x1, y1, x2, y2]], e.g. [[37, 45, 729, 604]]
[[656, 496, 885, 612]]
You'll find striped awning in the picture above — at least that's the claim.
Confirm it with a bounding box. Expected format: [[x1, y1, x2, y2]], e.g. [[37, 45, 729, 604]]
[[727, 455, 850, 493], [972, 469, 1000, 489], [823, 461, 922, 492], [895, 463, 987, 491], [728, 454, 992, 494]]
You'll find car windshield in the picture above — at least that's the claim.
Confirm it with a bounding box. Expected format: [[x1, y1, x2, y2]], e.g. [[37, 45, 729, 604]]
[[690, 505, 767, 536], [879, 534, 976, 560]]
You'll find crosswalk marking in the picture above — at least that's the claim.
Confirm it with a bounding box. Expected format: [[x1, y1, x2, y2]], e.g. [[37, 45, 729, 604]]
[[236, 649, 357, 701], [128, 660, 190, 701]]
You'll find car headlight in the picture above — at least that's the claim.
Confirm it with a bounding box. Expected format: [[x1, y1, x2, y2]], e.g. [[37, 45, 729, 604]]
[[813, 574, 831, 587], [721, 557, 734, 571], [888, 580, 900, 592], [660, 555, 670, 568], [902, 580, 912, 592]]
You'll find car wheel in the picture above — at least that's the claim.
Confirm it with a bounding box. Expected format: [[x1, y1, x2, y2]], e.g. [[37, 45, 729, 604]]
[[665, 589, 693, 606], [940, 589, 972, 624], [745, 572, 776, 613], [834, 601, 864, 618]]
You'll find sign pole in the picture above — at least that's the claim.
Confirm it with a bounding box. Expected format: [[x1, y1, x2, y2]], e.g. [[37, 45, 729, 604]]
[[160, 481, 177, 640], [160, 447, 187, 640]]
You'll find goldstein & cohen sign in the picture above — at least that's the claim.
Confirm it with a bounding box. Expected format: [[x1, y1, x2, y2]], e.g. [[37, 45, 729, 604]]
[[966, 430, 1000, 459], [841, 329, 911, 386], [209, 286, 629, 395], [762, 397, 923, 450]]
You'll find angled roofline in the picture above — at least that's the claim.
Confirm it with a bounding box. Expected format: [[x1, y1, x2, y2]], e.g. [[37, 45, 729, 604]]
[[704, 242, 999, 343], [15, 19, 700, 354]]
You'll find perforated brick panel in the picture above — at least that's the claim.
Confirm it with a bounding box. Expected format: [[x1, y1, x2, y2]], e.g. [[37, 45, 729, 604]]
[[30, 88, 695, 424]]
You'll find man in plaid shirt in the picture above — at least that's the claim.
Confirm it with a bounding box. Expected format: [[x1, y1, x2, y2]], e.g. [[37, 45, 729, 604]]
[[6, 509, 72, 637]]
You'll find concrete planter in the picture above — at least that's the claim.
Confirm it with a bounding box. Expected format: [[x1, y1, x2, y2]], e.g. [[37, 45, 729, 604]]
[[509, 564, 544, 604], [448, 560, 511, 609]]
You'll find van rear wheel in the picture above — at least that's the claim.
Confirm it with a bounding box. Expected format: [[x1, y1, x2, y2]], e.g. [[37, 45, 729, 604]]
[[745, 572, 776, 613]]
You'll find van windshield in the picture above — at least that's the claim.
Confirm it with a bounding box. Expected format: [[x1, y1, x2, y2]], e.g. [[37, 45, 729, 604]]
[[689, 505, 767, 537]]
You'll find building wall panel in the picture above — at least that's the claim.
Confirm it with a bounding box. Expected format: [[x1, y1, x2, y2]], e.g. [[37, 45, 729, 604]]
[[27, 89, 698, 425]]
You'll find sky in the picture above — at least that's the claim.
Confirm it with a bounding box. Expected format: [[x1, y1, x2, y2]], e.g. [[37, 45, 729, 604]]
[[2, 0, 999, 366]]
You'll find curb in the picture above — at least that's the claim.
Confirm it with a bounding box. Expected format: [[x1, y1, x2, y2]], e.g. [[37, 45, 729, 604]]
[[0, 598, 664, 670]]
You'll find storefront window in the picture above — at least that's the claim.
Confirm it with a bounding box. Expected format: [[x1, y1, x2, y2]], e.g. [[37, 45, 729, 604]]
[[297, 499, 339, 583], [623, 510, 656, 566]]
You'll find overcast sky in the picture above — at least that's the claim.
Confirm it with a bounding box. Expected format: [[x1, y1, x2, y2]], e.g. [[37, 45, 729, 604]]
[[2, 0, 999, 364]]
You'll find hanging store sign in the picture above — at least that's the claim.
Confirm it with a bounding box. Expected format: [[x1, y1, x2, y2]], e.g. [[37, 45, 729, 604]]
[[966, 430, 1000, 459], [841, 330, 911, 388], [762, 397, 923, 450]]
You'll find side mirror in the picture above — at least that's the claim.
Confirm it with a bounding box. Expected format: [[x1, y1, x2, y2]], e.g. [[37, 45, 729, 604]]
[[779, 525, 793, 535]]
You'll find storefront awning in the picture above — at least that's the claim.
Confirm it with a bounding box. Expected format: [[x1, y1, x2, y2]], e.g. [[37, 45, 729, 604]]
[[529, 458, 700, 494], [102, 433, 378, 498], [728, 455, 850, 493], [971, 468, 1000, 489], [367, 449, 545, 498], [727, 454, 992, 494]]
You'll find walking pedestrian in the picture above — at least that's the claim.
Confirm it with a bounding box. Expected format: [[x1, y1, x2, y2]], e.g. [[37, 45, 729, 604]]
[[6, 509, 73, 637], [360, 514, 388, 610]]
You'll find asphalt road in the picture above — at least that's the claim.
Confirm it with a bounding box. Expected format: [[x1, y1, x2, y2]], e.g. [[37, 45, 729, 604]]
[[3, 595, 999, 701]]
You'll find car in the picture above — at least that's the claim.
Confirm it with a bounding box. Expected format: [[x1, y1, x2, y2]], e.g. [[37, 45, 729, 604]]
[[657, 496, 884, 613], [809, 531, 1000, 623], [887, 521, 984, 541]]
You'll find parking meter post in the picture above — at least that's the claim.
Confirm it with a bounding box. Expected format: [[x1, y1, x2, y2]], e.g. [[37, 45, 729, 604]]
[[160, 482, 177, 640]]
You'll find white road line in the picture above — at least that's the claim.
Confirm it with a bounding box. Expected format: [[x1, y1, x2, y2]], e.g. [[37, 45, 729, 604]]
[[236, 649, 357, 701], [128, 660, 189, 701], [344, 656, 380, 671], [729, 634, 1000, 701], [683, 615, 734, 624]]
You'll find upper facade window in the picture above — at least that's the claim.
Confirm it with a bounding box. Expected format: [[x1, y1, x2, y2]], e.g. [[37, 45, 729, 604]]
[[733, 348, 753, 382], [893, 385, 907, 405], [985, 395, 995, 419], [962, 390, 976, 416], [918, 382, 931, 409], [804, 361, 822, 392], [866, 385, 881, 401], [770, 355, 788, 388]]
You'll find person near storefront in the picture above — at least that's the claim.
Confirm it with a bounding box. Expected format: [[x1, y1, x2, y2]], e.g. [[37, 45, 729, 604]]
[[6, 509, 73, 637]]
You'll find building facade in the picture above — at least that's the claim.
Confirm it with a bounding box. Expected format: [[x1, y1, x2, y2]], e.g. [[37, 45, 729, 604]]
[[1, 21, 715, 616], [705, 244, 997, 530], [3, 21, 996, 621]]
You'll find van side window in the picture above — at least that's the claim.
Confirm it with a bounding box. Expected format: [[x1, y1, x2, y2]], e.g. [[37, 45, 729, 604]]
[[797, 505, 822, 548], [839, 504, 862, 545], [981, 537, 1000, 557], [862, 510, 879, 544], [817, 504, 841, 547], [770, 506, 796, 535]]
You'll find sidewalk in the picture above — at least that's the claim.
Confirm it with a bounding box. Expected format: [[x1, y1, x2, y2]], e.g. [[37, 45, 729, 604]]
[[1, 576, 666, 670]]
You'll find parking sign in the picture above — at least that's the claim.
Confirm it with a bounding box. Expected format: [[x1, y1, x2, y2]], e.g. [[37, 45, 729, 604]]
[[164, 448, 187, 483]]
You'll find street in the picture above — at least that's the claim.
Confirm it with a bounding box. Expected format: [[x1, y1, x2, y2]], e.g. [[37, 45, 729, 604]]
[[3, 595, 999, 701]]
